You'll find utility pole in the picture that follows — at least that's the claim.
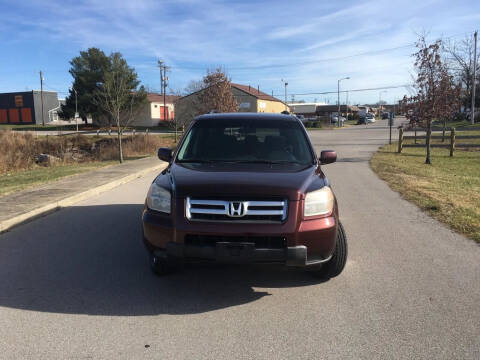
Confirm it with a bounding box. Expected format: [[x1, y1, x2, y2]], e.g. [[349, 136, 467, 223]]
[[162, 65, 169, 122], [161, 63, 174, 141], [40, 71, 45, 126], [157, 60, 163, 96], [471, 31, 477, 125], [337, 77, 349, 127]]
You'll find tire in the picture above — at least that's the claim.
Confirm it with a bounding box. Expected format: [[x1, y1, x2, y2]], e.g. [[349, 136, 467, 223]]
[[150, 252, 174, 276], [312, 221, 348, 279]]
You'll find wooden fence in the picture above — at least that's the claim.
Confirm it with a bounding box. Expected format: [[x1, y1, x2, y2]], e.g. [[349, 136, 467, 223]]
[[397, 127, 480, 156]]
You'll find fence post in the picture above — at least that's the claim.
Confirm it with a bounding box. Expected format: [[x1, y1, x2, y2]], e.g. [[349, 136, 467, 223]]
[[398, 127, 403, 153], [450, 127, 455, 157]]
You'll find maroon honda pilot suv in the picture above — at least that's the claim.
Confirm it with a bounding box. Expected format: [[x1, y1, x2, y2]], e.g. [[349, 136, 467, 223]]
[[142, 113, 347, 278]]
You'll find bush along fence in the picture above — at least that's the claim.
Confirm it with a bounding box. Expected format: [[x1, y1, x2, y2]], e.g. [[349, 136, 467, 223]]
[[397, 127, 480, 156]]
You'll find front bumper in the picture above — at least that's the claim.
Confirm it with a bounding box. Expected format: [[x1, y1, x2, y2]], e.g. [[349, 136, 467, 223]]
[[142, 200, 337, 267], [160, 241, 332, 266]]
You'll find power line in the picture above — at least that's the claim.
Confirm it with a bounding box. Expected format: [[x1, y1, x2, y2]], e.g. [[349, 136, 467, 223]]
[[168, 30, 477, 72], [170, 44, 415, 71], [271, 84, 413, 97]]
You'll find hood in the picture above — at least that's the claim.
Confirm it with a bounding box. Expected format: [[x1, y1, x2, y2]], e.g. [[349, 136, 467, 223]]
[[168, 163, 326, 201]]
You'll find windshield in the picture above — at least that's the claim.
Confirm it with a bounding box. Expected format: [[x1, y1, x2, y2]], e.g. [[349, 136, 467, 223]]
[[176, 118, 314, 164]]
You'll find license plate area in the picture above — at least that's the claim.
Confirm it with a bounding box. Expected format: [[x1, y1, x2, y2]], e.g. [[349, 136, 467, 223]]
[[216, 242, 255, 263]]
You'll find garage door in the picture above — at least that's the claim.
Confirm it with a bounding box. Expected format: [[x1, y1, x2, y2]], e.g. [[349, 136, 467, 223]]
[[0, 109, 7, 123], [21, 108, 32, 123], [9, 108, 19, 123]]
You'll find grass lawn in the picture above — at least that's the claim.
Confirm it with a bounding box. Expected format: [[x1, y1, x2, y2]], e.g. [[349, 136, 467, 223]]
[[344, 119, 358, 126], [0, 161, 118, 197], [370, 139, 480, 243], [431, 119, 479, 129]]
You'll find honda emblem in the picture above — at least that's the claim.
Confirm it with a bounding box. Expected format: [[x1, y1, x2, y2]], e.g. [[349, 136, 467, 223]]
[[228, 201, 246, 217]]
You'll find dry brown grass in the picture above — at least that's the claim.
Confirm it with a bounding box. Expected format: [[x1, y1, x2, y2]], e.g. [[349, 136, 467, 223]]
[[95, 134, 176, 161], [0, 130, 176, 174]]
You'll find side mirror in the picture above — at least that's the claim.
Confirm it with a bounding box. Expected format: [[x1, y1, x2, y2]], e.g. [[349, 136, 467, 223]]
[[157, 148, 172, 162], [319, 150, 337, 165]]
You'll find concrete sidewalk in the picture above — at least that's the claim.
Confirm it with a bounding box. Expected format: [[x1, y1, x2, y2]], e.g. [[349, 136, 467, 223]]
[[0, 157, 167, 232]]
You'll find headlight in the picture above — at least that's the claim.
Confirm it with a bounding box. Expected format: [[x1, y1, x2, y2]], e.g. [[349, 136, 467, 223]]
[[146, 182, 171, 214], [304, 187, 334, 217]]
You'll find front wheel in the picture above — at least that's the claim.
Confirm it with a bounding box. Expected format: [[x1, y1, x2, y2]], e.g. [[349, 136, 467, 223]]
[[311, 221, 348, 279], [150, 252, 175, 276]]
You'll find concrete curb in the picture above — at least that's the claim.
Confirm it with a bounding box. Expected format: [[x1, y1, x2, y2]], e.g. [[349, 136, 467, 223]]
[[0, 162, 167, 233]]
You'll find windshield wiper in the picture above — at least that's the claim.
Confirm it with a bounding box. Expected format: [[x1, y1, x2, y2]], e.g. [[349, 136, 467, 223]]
[[177, 159, 215, 163], [178, 159, 306, 165], [229, 160, 300, 164]]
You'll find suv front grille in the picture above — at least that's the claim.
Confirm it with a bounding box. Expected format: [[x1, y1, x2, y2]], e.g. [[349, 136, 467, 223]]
[[184, 235, 286, 249], [186, 198, 287, 223]]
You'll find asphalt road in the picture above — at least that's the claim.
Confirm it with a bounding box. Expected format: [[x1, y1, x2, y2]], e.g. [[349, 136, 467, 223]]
[[1, 119, 479, 359]]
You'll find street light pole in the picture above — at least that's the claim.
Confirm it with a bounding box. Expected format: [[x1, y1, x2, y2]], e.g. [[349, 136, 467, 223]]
[[281, 79, 288, 111], [346, 91, 349, 121], [337, 77, 350, 127]]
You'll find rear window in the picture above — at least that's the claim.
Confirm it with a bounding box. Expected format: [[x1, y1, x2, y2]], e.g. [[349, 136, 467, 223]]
[[177, 118, 314, 164]]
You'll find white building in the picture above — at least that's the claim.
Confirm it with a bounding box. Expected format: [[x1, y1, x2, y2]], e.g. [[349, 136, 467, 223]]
[[132, 93, 180, 127]]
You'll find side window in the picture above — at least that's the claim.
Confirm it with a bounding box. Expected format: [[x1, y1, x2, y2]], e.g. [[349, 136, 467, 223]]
[[177, 129, 193, 159]]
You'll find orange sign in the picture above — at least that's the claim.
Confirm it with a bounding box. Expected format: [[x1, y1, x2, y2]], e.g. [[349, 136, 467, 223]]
[[15, 95, 23, 107]]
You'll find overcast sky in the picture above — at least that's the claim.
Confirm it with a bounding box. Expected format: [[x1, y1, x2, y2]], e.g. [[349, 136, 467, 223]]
[[0, 0, 479, 104]]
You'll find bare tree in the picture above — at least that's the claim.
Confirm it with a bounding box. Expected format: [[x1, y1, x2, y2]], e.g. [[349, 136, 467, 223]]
[[438, 70, 462, 141], [198, 68, 238, 113], [175, 69, 238, 129], [94, 52, 147, 163], [184, 80, 204, 95], [408, 35, 461, 164], [444, 35, 480, 109]]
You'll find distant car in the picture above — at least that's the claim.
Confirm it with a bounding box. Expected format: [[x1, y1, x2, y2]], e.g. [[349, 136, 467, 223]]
[[330, 114, 345, 124], [382, 112, 389, 120], [295, 114, 305, 121], [465, 112, 477, 122], [365, 113, 375, 123]]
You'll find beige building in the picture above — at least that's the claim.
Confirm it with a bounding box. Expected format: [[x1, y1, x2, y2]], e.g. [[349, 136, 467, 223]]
[[231, 83, 288, 113], [175, 83, 288, 126]]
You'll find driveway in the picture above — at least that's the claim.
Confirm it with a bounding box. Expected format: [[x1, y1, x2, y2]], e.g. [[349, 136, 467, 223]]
[[0, 119, 479, 359]]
